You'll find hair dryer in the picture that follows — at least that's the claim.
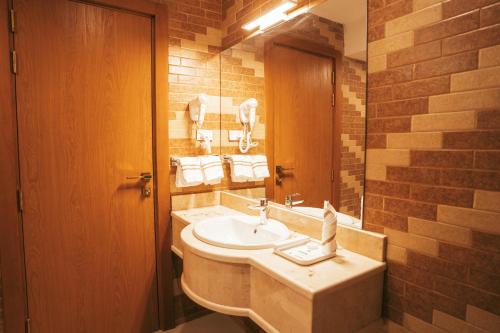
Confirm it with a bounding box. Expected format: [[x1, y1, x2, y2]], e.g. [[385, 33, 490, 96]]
[[239, 98, 259, 153]]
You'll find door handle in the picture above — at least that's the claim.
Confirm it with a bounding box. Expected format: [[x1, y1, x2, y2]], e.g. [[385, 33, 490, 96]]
[[276, 165, 294, 185], [126, 172, 153, 182], [276, 165, 294, 175], [125, 172, 153, 197]]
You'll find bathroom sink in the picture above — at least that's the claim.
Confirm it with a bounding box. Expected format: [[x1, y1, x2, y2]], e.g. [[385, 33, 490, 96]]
[[193, 215, 290, 250], [292, 207, 361, 227]]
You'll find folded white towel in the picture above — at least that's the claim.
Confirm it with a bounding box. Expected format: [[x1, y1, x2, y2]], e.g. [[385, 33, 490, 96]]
[[175, 157, 203, 188], [228, 155, 253, 182], [251, 155, 270, 181], [200, 155, 224, 185], [321, 201, 337, 255]]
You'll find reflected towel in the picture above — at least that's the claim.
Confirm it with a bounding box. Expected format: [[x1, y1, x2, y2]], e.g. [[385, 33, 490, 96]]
[[175, 157, 203, 188], [228, 155, 253, 182], [251, 155, 270, 181], [200, 155, 224, 185]]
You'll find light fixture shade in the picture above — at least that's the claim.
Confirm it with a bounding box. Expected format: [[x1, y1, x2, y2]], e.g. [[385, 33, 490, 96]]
[[242, 1, 297, 32]]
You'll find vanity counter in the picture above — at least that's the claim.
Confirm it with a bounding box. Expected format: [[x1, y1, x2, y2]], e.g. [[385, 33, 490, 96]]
[[171, 195, 386, 333], [173, 205, 385, 299]]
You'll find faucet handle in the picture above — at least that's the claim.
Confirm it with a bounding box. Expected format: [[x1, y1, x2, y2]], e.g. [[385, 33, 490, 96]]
[[285, 193, 301, 201], [247, 198, 268, 210], [285, 193, 304, 208]]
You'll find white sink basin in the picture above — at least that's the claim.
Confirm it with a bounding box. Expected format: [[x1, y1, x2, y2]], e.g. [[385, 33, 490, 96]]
[[292, 207, 361, 227], [193, 215, 290, 250]]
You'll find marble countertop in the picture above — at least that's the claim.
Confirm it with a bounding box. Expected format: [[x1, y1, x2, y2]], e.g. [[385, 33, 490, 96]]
[[173, 206, 386, 299]]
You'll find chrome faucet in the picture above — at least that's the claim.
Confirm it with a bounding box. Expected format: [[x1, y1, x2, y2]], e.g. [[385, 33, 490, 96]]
[[248, 198, 270, 225], [285, 193, 304, 208]]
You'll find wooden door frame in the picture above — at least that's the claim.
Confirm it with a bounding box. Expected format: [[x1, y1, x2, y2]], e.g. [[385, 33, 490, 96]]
[[0, 0, 174, 331], [0, 0, 28, 332], [264, 34, 343, 209]]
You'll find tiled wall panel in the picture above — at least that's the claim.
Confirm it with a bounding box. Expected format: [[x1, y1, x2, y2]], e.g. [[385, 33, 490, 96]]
[[341, 58, 366, 217], [366, 0, 500, 332]]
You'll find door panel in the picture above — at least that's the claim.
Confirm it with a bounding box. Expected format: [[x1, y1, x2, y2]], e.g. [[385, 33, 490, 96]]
[[15, 0, 156, 331], [268, 45, 334, 207]]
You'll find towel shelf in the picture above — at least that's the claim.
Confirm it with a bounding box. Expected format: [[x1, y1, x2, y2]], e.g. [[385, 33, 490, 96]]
[[170, 155, 231, 167]]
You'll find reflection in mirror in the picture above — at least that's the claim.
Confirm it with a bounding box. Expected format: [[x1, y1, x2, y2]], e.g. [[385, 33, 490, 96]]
[[221, 0, 367, 229]]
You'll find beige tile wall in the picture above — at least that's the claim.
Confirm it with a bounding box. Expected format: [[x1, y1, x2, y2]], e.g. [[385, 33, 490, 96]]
[[366, 0, 500, 332]]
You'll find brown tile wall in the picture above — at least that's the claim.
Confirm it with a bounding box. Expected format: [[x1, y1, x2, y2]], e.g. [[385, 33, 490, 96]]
[[366, 0, 500, 332], [340, 58, 366, 218]]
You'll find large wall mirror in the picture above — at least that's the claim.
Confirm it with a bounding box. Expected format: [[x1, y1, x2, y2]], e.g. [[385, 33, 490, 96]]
[[219, 0, 367, 229]]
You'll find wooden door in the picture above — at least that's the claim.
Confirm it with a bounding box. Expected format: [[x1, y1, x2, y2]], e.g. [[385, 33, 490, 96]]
[[267, 45, 334, 208], [14, 0, 157, 331]]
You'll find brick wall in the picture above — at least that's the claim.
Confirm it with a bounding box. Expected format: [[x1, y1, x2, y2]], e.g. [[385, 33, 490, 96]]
[[365, 0, 500, 331], [340, 58, 366, 218]]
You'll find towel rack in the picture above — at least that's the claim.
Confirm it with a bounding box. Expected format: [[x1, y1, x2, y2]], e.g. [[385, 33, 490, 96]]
[[170, 155, 231, 167]]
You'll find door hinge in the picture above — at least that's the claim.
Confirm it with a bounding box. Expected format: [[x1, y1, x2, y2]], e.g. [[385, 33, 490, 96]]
[[331, 169, 334, 181], [17, 189, 23, 212], [25, 318, 31, 333], [10, 50, 17, 74], [9, 9, 15, 32], [332, 93, 335, 107]]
